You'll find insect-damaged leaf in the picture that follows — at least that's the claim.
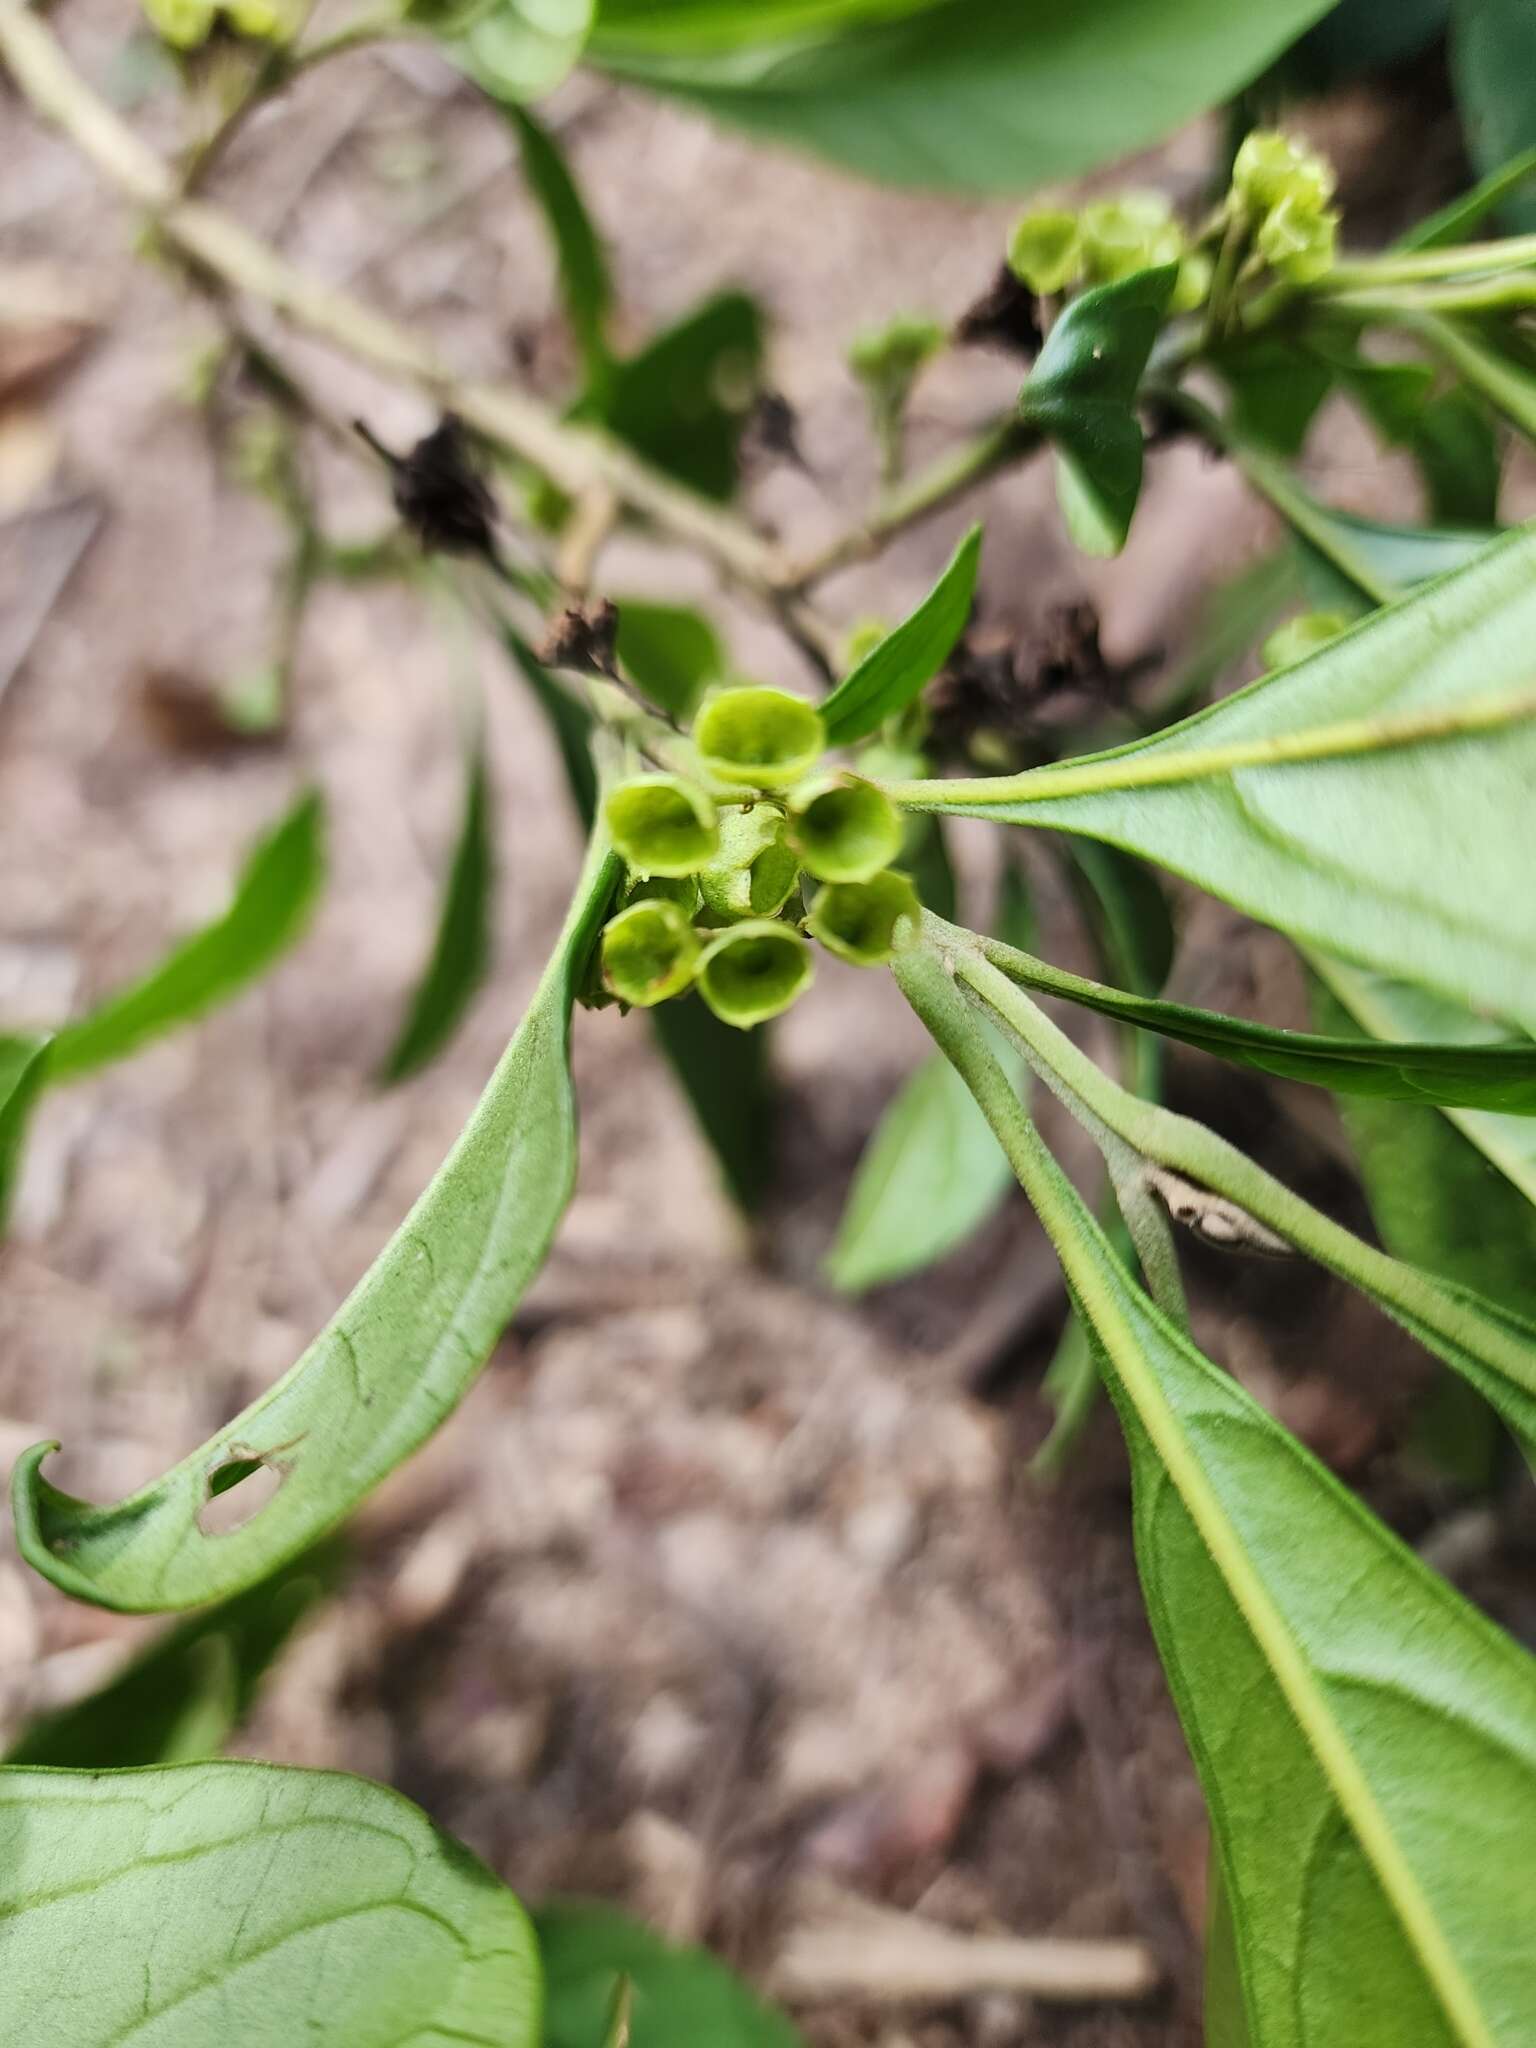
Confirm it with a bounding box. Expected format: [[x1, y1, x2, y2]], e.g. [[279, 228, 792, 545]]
[[1017, 264, 1177, 556], [11, 826, 621, 1612], [886, 526, 1536, 1032], [0, 1762, 541, 2045], [900, 949, 1536, 2048], [819, 524, 980, 746], [380, 731, 495, 1084], [45, 789, 325, 1082]]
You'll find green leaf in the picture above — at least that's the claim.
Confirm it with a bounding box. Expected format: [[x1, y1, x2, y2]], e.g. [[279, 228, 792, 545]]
[[1146, 549, 1300, 726], [592, 0, 935, 49], [12, 825, 622, 1612], [381, 733, 495, 1084], [900, 947, 1536, 2048], [975, 931, 1536, 1111], [1058, 838, 1173, 1000], [0, 1034, 49, 1233], [455, 0, 594, 101], [1415, 389, 1502, 526], [823, 1034, 1021, 1293], [599, 291, 764, 501], [507, 102, 613, 391], [1411, 312, 1536, 444], [614, 598, 726, 720], [1211, 336, 1333, 457], [589, 0, 1339, 195], [45, 790, 325, 1083], [886, 527, 1536, 1032], [819, 525, 980, 746], [502, 625, 600, 829], [536, 1899, 801, 2048], [0, 1762, 541, 2044], [1400, 144, 1536, 250], [1453, 0, 1536, 233], [1017, 265, 1178, 557], [4, 1545, 342, 1768]]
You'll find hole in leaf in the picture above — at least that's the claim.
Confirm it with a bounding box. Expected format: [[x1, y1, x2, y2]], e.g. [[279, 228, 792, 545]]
[[198, 1448, 287, 1535]]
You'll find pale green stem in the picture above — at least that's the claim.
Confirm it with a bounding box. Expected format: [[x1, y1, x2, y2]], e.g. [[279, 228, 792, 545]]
[[1386, 309, 1536, 442], [1325, 232, 1536, 290]]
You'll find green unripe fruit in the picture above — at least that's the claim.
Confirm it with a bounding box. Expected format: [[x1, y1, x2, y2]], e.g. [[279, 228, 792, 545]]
[[1080, 192, 1184, 285], [1007, 208, 1083, 296], [696, 920, 814, 1030], [600, 901, 700, 1009], [1261, 611, 1350, 670], [693, 686, 826, 789], [807, 872, 921, 966], [223, 0, 305, 39], [847, 315, 946, 388], [1255, 195, 1338, 284], [787, 774, 903, 884], [605, 775, 718, 877], [1231, 130, 1337, 218], [698, 808, 801, 921], [141, 0, 216, 46], [1171, 248, 1214, 314]]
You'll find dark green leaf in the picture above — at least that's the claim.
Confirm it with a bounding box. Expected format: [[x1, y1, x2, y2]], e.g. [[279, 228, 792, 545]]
[[4, 1544, 343, 1768], [507, 102, 613, 391], [1412, 312, 1536, 444], [1453, 0, 1536, 232], [1212, 336, 1333, 456], [46, 790, 325, 1083], [1284, 0, 1448, 89], [904, 813, 956, 918], [1400, 144, 1536, 249], [977, 930, 1536, 1111], [901, 951, 1536, 2048], [599, 291, 765, 501], [819, 524, 981, 745], [614, 598, 726, 720], [590, 0, 1338, 195], [892, 528, 1536, 1032], [1145, 549, 1300, 726], [1058, 838, 1173, 999], [0, 1035, 49, 1234], [592, 0, 935, 48], [1018, 265, 1178, 557], [0, 1763, 541, 2044], [649, 990, 773, 1211], [1413, 390, 1502, 527], [380, 734, 495, 1084], [1295, 506, 1501, 605], [502, 624, 600, 829], [12, 826, 622, 1611], [536, 1899, 801, 2048]]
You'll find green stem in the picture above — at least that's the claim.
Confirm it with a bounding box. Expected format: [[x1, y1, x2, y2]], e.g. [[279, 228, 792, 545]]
[[1325, 232, 1536, 290], [929, 925, 1536, 1404], [1383, 309, 1536, 442]]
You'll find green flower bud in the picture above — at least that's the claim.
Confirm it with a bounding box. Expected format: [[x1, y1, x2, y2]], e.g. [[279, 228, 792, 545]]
[[1006, 208, 1083, 296], [141, 0, 216, 47], [1261, 611, 1350, 670], [843, 617, 890, 671], [1171, 248, 1214, 314], [1231, 130, 1336, 218], [1080, 192, 1184, 285], [1255, 195, 1338, 284], [698, 808, 801, 921], [697, 920, 814, 1030], [605, 775, 719, 878], [693, 686, 826, 790], [621, 872, 701, 916], [807, 871, 921, 966], [787, 774, 903, 884], [600, 901, 700, 1009], [846, 315, 947, 389]]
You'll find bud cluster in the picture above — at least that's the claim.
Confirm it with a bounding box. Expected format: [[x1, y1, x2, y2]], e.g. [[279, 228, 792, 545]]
[[1231, 130, 1339, 285], [599, 685, 920, 1029], [141, 0, 303, 46]]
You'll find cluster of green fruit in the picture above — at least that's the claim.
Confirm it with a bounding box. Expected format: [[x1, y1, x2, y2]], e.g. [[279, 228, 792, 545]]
[[142, 0, 301, 47], [1005, 127, 1339, 308], [599, 686, 919, 1030]]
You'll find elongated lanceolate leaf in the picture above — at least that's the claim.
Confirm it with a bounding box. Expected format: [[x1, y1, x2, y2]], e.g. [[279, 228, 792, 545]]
[[4, 1545, 342, 1768], [976, 932, 1536, 1111], [45, 789, 325, 1082], [884, 527, 1536, 1032], [1401, 144, 1536, 249], [0, 1033, 49, 1231], [0, 1763, 540, 2045], [900, 948, 1536, 2048], [589, 0, 1337, 195], [381, 733, 495, 1084], [819, 524, 981, 746], [501, 625, 600, 828], [1453, 0, 1536, 233], [11, 827, 621, 1612], [1017, 266, 1178, 557], [507, 102, 614, 391]]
